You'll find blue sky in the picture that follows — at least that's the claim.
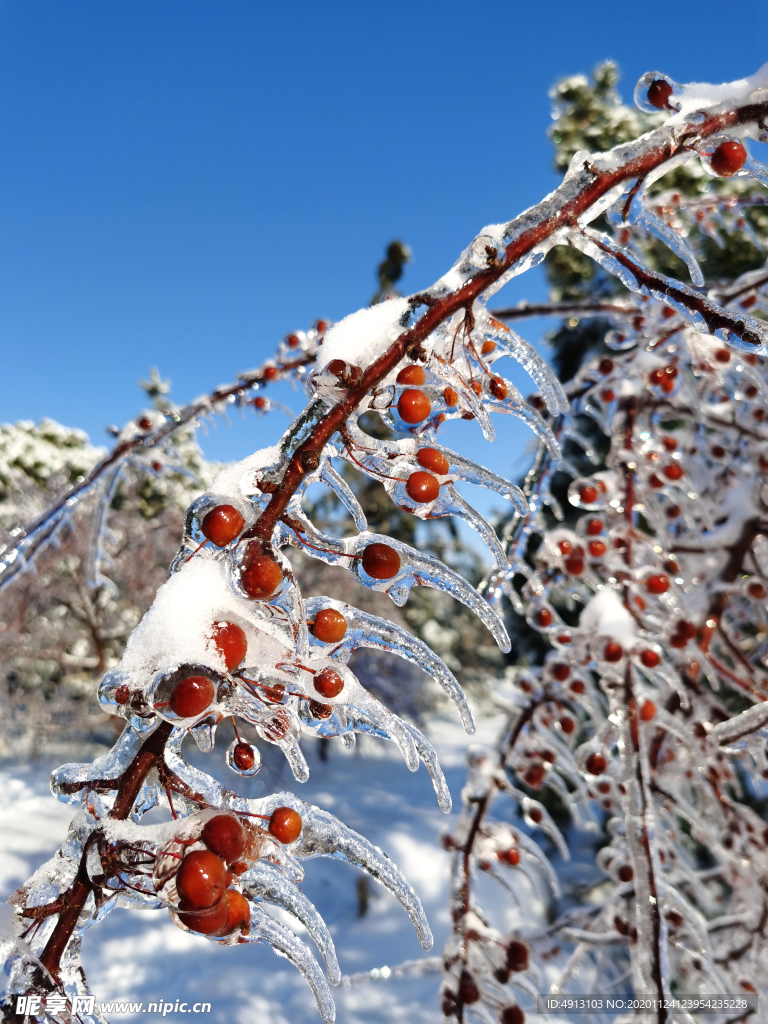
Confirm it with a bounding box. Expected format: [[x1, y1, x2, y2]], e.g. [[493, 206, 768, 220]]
[[2, 0, 767, 494]]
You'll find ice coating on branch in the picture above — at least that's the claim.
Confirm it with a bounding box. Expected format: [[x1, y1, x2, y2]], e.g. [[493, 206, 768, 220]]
[[315, 298, 411, 375]]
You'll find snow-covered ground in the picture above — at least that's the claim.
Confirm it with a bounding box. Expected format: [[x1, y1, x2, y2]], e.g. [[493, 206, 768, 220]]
[[0, 716, 503, 1023]]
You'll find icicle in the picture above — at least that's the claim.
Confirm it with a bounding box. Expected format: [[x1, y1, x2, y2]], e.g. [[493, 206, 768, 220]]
[[289, 801, 434, 950], [242, 860, 340, 984], [245, 906, 337, 1024], [303, 597, 475, 733]]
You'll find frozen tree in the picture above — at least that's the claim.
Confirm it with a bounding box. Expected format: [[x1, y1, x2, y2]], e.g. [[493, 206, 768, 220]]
[[2, 61, 768, 1024], [0, 377, 218, 756], [440, 64, 768, 1024]]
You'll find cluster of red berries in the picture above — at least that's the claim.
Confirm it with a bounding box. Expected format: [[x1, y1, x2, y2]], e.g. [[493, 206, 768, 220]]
[[175, 816, 250, 937], [173, 807, 302, 937]]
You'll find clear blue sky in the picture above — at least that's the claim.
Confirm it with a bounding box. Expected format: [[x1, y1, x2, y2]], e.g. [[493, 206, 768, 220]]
[[2, 0, 767, 487]]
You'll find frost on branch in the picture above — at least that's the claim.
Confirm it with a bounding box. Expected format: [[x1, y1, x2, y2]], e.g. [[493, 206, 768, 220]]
[[5, 58, 768, 1024]]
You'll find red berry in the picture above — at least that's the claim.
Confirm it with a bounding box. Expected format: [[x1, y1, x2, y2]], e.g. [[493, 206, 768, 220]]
[[115, 685, 130, 705], [710, 445, 726, 458], [406, 471, 440, 503], [601, 388, 615, 402], [309, 699, 334, 719], [416, 448, 449, 476], [326, 358, 346, 377], [663, 463, 683, 480], [647, 79, 673, 109], [202, 505, 245, 547], [748, 582, 766, 599], [523, 764, 546, 787], [286, 333, 300, 348], [264, 366, 277, 380], [458, 972, 479, 1005], [209, 621, 248, 670], [617, 864, 634, 882], [396, 365, 426, 386], [152, 461, 163, 472], [269, 807, 302, 844], [639, 700, 657, 721], [315, 320, 329, 333], [506, 940, 529, 972], [649, 473, 664, 489], [588, 540, 607, 558], [645, 573, 670, 595], [138, 417, 152, 430], [570, 680, 586, 694], [558, 539, 572, 555], [177, 850, 228, 909], [254, 396, 266, 409], [489, 377, 507, 401], [443, 386, 458, 407], [662, 306, 676, 319], [586, 518, 603, 536], [560, 717, 575, 734], [641, 650, 661, 668], [313, 667, 344, 698], [666, 504, 681, 519], [312, 608, 347, 643], [232, 742, 256, 772], [586, 752, 606, 775], [481, 340, 496, 355], [529, 807, 543, 823], [500, 1007, 525, 1024], [536, 608, 553, 627], [710, 140, 747, 177], [361, 543, 401, 579], [397, 388, 431, 423], [550, 663, 570, 681], [564, 556, 584, 575], [170, 676, 215, 719], [604, 641, 623, 663], [178, 895, 230, 935], [224, 890, 251, 934], [240, 543, 283, 600], [201, 815, 245, 864], [598, 358, 614, 374], [579, 485, 598, 504], [714, 348, 730, 363], [677, 620, 696, 640], [662, 436, 676, 451]]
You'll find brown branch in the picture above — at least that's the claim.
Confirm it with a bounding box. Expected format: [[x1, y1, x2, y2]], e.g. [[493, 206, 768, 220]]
[[39, 720, 173, 978], [589, 234, 765, 348], [489, 301, 641, 321]]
